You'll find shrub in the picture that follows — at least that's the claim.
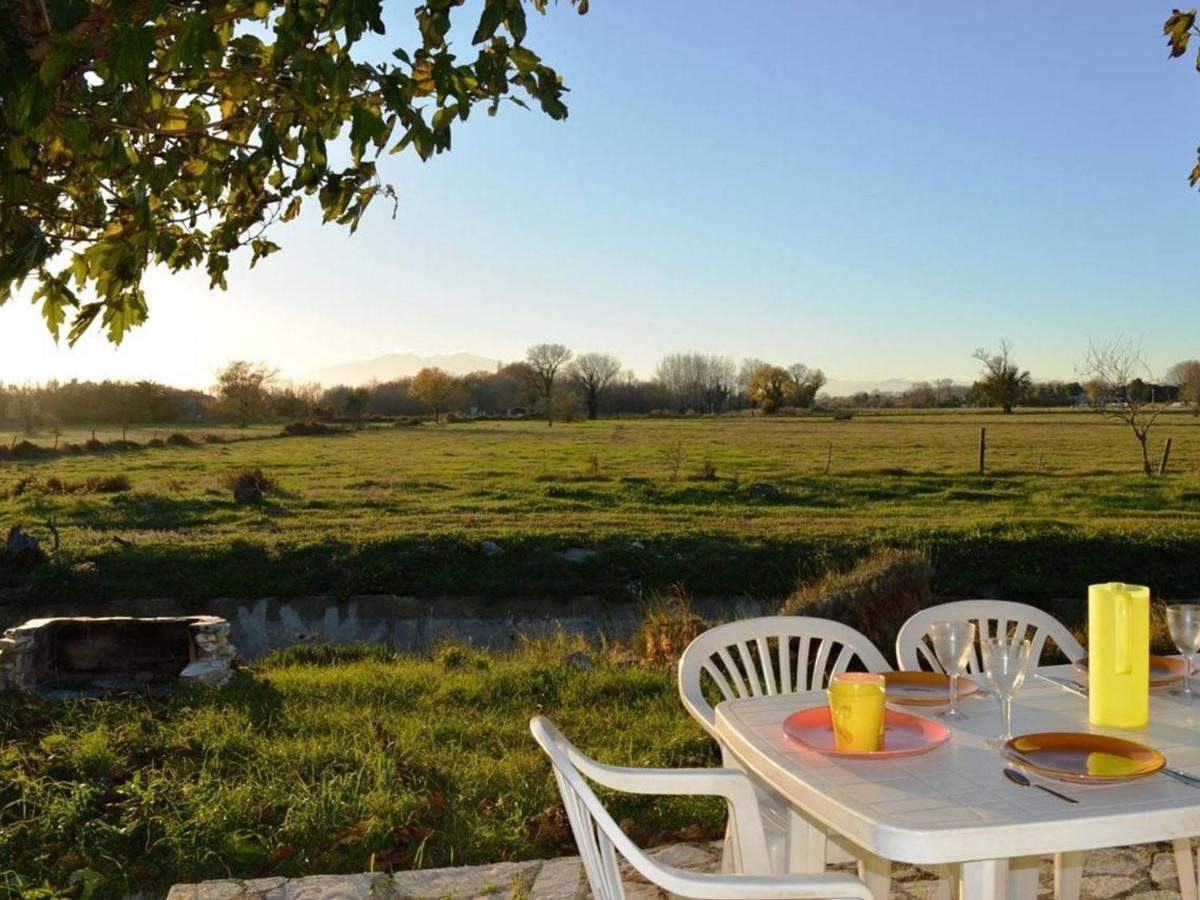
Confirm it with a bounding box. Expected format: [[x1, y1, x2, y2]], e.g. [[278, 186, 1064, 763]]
[[89, 474, 132, 493], [781, 548, 933, 661], [8, 473, 131, 497], [282, 420, 335, 436], [146, 437, 166, 448], [637, 583, 706, 667], [7, 440, 53, 460], [165, 432, 197, 447], [9, 475, 41, 496], [697, 459, 717, 481], [225, 467, 277, 504], [395, 416, 424, 427], [646, 408, 679, 418], [202, 433, 226, 444]]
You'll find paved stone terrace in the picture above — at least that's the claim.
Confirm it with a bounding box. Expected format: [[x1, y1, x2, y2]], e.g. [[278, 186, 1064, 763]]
[[168, 841, 1188, 899]]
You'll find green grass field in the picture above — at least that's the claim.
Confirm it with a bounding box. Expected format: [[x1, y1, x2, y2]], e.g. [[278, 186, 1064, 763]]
[[2, 410, 1200, 604], [0, 640, 720, 898]]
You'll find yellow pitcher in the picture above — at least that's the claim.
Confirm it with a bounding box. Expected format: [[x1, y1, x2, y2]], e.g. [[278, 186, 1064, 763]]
[[1088, 582, 1149, 729]]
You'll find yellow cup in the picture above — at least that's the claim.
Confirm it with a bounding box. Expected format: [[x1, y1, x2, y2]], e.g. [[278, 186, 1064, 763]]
[[827, 673, 886, 752]]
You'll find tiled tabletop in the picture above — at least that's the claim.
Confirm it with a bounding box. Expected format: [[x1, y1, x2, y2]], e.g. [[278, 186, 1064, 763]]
[[715, 665, 1200, 866]]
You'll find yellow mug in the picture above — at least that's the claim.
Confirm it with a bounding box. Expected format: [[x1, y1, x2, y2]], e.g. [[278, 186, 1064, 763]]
[[827, 672, 887, 752]]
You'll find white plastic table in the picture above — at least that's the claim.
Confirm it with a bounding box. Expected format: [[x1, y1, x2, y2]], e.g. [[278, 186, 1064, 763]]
[[714, 665, 1200, 900]]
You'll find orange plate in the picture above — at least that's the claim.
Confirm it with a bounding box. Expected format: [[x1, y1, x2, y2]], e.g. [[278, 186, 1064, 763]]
[[1074, 655, 1188, 688], [782, 706, 951, 759], [1003, 732, 1165, 784], [882, 671, 981, 706]]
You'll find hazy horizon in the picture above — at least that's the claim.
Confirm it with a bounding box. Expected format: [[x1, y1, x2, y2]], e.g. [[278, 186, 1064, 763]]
[[2, 2, 1197, 388]]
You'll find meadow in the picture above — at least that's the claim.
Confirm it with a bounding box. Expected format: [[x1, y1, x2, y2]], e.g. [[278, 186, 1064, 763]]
[[3, 410, 1200, 897], [2, 409, 1200, 605]]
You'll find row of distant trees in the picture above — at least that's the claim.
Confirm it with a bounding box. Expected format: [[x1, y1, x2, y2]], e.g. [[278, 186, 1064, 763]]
[[5, 343, 1200, 435]]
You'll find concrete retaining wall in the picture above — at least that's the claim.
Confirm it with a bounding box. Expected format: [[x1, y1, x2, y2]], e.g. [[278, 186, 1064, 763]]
[[0, 595, 763, 659]]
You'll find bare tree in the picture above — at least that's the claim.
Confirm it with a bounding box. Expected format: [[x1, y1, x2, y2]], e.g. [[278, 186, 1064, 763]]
[[653, 353, 736, 412], [1166, 360, 1200, 416], [972, 341, 1031, 414], [568, 353, 621, 420], [1078, 338, 1164, 476], [526, 343, 573, 426]]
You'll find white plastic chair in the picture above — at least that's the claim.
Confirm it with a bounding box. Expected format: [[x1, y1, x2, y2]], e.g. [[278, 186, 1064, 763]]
[[677, 617, 893, 893], [897, 600, 1196, 900], [530, 716, 873, 900], [895, 599, 1084, 674]]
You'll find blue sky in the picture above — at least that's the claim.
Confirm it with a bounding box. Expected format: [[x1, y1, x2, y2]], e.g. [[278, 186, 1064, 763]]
[[2, 1, 1198, 387]]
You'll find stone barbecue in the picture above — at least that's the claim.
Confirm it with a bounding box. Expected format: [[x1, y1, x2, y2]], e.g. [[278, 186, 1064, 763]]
[[0, 615, 236, 694]]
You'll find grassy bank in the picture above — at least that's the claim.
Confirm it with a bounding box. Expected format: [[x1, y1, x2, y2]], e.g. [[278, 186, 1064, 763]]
[[0, 640, 718, 899], [2, 412, 1200, 604]]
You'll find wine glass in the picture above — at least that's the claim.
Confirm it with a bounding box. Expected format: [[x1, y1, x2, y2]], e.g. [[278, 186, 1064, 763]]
[[928, 620, 977, 719], [981, 638, 1032, 747], [1166, 604, 1200, 698]]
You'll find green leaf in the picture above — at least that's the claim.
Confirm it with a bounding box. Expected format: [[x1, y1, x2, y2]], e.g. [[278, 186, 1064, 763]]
[[109, 25, 156, 86], [473, 1, 506, 43], [48, 0, 89, 30], [509, 47, 540, 72]]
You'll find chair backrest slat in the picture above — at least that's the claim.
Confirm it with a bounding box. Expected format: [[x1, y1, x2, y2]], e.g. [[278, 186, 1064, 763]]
[[679, 616, 891, 737], [896, 600, 1084, 675]]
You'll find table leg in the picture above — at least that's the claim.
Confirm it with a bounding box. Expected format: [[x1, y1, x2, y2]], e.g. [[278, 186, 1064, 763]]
[[857, 851, 892, 900], [934, 864, 957, 900], [1054, 850, 1084, 900], [1173, 838, 1197, 900], [785, 807, 827, 873], [1007, 856, 1039, 900], [961, 859, 1009, 900]]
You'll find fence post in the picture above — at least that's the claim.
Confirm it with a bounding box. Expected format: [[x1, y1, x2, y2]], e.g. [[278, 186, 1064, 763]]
[[825, 442, 833, 475], [1159, 437, 1173, 476], [978, 427, 986, 474]]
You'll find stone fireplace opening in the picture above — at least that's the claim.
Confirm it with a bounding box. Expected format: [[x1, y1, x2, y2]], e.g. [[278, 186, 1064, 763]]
[[0, 616, 236, 695]]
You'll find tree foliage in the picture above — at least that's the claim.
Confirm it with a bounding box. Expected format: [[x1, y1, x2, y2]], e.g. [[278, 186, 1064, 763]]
[[215, 359, 276, 426], [745, 361, 825, 414], [0, 0, 585, 344], [1166, 359, 1200, 414], [971, 341, 1030, 414], [1164, 9, 1200, 187], [409, 365, 457, 423]]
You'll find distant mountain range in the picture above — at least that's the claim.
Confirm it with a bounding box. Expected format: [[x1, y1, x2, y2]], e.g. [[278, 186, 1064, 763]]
[[307, 352, 501, 385], [820, 377, 919, 397]]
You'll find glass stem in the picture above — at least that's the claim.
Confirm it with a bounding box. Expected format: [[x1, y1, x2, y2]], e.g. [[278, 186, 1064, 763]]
[[949, 673, 959, 716], [1000, 696, 1012, 740], [1187, 654, 1195, 696]]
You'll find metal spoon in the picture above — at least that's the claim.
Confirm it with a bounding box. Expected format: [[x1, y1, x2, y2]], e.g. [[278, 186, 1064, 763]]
[[1004, 767, 1079, 803]]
